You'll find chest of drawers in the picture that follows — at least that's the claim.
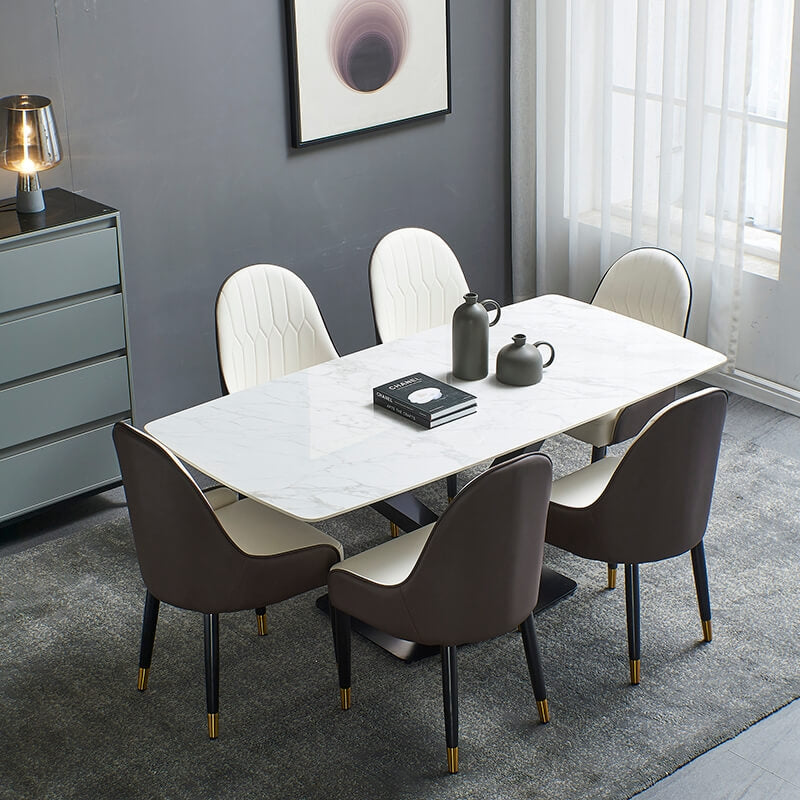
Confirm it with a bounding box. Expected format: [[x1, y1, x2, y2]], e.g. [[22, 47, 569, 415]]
[[0, 188, 133, 523]]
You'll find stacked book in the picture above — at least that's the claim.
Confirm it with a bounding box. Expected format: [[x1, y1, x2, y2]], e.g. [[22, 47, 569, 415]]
[[373, 373, 477, 429]]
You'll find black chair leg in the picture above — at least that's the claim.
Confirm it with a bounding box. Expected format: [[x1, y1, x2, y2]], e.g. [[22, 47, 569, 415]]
[[691, 542, 713, 642], [204, 613, 220, 739], [520, 612, 550, 723], [254, 606, 267, 636], [332, 607, 351, 710], [624, 564, 641, 685], [441, 645, 459, 774], [446, 474, 458, 502], [137, 590, 160, 691]]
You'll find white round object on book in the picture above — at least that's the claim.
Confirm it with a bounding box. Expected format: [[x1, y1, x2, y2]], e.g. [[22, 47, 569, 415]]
[[408, 387, 442, 404]]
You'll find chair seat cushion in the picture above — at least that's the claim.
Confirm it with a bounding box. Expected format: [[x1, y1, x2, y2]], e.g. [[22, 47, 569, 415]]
[[549, 456, 621, 509], [214, 498, 344, 559], [330, 523, 435, 586], [566, 410, 621, 448], [203, 486, 238, 510]]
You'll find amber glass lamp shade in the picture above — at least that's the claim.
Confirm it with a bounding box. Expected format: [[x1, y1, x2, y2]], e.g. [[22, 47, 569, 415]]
[[0, 95, 62, 213]]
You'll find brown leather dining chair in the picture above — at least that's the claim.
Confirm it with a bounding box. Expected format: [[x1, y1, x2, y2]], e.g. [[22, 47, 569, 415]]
[[327, 452, 554, 774], [112, 422, 343, 738], [546, 388, 727, 685]]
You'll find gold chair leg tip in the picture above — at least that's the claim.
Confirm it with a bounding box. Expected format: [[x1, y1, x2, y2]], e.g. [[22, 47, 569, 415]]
[[256, 614, 268, 636], [137, 667, 149, 691], [702, 619, 713, 642], [447, 747, 459, 774], [207, 713, 219, 739], [389, 522, 400, 539], [607, 567, 617, 590], [536, 699, 551, 724], [340, 687, 351, 710], [630, 659, 641, 685]]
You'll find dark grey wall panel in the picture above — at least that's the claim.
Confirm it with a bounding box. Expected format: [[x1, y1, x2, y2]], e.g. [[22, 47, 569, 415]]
[[0, 1, 510, 424]]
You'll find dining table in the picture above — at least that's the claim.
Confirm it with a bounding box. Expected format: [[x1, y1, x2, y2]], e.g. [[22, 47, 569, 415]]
[[145, 293, 727, 658]]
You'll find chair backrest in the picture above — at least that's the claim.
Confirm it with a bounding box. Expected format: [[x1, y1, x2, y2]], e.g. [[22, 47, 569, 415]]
[[587, 388, 727, 563], [215, 264, 338, 394], [113, 422, 271, 613], [399, 452, 553, 646], [369, 227, 470, 343], [592, 247, 692, 335]]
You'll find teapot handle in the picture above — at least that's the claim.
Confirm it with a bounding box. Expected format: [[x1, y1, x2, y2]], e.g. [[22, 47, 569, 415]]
[[482, 299, 502, 327], [534, 341, 555, 368]]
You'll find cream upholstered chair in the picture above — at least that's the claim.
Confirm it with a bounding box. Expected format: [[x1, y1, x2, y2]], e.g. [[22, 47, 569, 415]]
[[215, 264, 339, 628], [328, 453, 553, 774], [215, 263, 338, 394], [546, 388, 727, 686], [369, 227, 469, 344], [369, 228, 470, 507], [113, 422, 343, 739], [567, 247, 691, 587]]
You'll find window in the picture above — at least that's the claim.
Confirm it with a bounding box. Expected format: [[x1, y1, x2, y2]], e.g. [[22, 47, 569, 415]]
[[567, 0, 794, 279]]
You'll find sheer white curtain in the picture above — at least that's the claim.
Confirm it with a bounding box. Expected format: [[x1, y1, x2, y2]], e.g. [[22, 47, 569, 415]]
[[512, 0, 794, 369]]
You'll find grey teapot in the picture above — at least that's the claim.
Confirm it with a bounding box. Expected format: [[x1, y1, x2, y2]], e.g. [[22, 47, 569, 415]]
[[496, 334, 555, 386]]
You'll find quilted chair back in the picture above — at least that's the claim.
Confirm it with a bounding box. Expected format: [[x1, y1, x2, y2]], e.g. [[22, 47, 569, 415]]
[[591, 247, 691, 335], [216, 264, 338, 393], [369, 228, 470, 343]]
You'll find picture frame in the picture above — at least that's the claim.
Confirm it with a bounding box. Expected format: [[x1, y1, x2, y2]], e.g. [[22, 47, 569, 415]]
[[285, 0, 451, 148]]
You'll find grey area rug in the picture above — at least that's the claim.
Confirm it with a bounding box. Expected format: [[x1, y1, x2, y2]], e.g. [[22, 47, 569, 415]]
[[1, 432, 799, 800]]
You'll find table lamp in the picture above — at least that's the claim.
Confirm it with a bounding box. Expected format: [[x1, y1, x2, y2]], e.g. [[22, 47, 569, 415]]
[[0, 95, 62, 214]]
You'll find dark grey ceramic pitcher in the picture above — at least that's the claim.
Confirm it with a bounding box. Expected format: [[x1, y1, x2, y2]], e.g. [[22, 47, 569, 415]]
[[496, 334, 556, 386], [452, 292, 501, 380]]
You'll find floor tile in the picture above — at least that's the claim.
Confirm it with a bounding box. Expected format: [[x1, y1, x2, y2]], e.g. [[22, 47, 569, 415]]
[[633, 748, 800, 799], [727, 700, 800, 787]]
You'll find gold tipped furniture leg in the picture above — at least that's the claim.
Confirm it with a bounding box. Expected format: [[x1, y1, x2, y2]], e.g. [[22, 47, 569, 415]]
[[256, 611, 268, 636], [702, 619, 712, 642], [340, 687, 351, 710], [137, 667, 149, 691], [390, 522, 400, 539], [447, 746, 459, 774], [207, 712, 219, 739], [536, 699, 551, 724], [629, 659, 641, 685], [607, 566, 617, 589]]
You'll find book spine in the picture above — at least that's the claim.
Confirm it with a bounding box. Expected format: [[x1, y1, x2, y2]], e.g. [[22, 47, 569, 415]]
[[374, 395, 431, 427], [374, 389, 428, 416]]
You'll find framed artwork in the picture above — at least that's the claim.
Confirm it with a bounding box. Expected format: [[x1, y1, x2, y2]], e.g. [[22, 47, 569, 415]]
[[285, 0, 451, 147]]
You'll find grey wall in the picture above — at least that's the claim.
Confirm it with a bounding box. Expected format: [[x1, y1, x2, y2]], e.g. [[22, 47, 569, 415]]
[[0, 1, 510, 424]]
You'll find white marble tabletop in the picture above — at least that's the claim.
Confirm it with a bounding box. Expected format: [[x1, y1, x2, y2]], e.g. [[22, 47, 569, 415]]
[[145, 294, 726, 521]]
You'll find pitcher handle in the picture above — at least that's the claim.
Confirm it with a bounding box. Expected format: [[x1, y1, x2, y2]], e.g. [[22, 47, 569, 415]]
[[482, 299, 502, 327], [534, 341, 555, 368]]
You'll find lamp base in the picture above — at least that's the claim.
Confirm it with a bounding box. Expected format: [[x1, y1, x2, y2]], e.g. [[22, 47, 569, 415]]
[[16, 173, 45, 214]]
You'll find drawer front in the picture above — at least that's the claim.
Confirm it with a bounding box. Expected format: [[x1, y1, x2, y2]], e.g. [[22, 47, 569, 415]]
[[0, 357, 131, 450], [0, 227, 120, 314], [0, 295, 126, 384], [0, 422, 124, 522]]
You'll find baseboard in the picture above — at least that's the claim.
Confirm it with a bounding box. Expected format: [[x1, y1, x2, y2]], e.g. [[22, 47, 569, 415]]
[[703, 369, 800, 418]]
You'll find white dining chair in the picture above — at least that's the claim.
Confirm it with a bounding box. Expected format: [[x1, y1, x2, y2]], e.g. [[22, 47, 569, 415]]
[[369, 227, 469, 344], [566, 247, 692, 589], [214, 263, 339, 631], [215, 263, 338, 394]]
